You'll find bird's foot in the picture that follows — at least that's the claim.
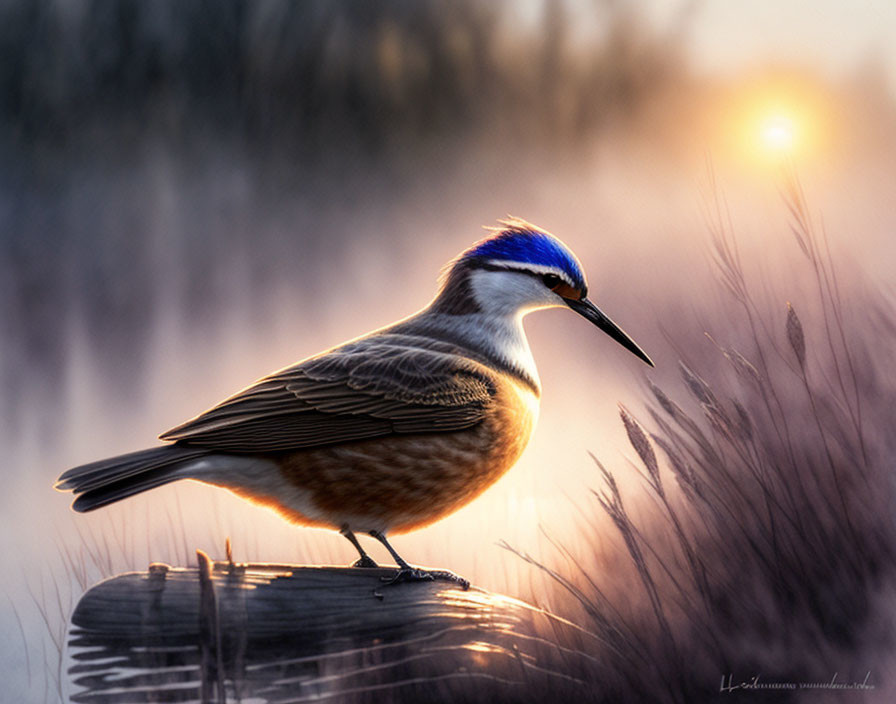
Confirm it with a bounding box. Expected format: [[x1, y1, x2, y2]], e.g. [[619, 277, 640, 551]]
[[380, 566, 470, 590], [351, 555, 380, 569]]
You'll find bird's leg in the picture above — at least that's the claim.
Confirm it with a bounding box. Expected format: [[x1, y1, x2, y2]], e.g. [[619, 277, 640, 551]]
[[339, 525, 379, 568], [368, 530, 470, 590]]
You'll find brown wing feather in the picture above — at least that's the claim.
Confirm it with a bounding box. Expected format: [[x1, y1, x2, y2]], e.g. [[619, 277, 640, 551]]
[[159, 333, 495, 453]]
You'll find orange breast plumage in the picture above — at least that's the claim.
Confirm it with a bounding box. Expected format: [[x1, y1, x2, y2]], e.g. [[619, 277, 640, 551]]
[[246, 374, 538, 534]]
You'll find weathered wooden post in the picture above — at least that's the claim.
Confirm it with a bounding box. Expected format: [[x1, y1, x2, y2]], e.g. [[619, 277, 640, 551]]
[[67, 552, 598, 702]]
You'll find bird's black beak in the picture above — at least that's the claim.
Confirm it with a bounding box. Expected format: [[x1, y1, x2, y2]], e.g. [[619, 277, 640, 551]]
[[565, 297, 654, 367]]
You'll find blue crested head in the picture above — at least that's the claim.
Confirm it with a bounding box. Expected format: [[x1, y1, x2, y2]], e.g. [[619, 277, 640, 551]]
[[431, 216, 653, 367], [461, 217, 587, 292]]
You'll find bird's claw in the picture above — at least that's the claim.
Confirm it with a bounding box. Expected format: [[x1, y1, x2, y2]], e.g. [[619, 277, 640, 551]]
[[351, 555, 380, 569], [380, 567, 433, 586], [379, 567, 470, 590]]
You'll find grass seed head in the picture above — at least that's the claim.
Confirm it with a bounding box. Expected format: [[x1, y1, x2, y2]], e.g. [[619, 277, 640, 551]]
[[620, 405, 662, 493], [786, 302, 806, 369]]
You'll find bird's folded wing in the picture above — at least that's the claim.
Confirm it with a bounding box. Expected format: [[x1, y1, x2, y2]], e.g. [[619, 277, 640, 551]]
[[158, 334, 496, 453]]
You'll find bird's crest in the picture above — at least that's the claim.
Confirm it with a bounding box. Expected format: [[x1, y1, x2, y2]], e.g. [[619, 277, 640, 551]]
[[443, 217, 587, 291]]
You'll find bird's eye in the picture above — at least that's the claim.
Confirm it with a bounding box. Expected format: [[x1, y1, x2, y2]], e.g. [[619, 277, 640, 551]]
[[541, 273, 562, 289]]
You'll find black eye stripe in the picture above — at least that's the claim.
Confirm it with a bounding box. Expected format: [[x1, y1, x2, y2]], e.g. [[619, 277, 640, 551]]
[[476, 261, 572, 286], [475, 261, 586, 296]]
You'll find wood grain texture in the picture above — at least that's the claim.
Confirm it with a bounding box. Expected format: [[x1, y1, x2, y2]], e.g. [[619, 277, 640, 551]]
[[67, 554, 598, 703]]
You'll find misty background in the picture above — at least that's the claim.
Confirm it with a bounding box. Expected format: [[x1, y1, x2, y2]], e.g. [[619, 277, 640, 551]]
[[2, 1, 895, 701]]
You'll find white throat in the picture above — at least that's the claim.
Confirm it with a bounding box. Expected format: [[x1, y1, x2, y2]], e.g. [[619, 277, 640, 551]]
[[427, 308, 541, 391], [475, 311, 539, 387], [433, 268, 567, 391]]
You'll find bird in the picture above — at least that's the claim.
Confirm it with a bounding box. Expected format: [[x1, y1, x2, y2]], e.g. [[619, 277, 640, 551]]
[[56, 218, 653, 589]]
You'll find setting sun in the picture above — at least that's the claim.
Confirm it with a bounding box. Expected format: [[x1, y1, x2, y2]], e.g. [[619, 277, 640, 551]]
[[707, 71, 837, 171], [760, 113, 797, 153]]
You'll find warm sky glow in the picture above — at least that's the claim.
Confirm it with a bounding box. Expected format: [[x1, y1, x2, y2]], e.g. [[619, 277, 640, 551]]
[[641, 0, 896, 97]]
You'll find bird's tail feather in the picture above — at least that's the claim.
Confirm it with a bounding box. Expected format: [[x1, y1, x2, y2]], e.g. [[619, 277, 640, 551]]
[[56, 446, 210, 512]]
